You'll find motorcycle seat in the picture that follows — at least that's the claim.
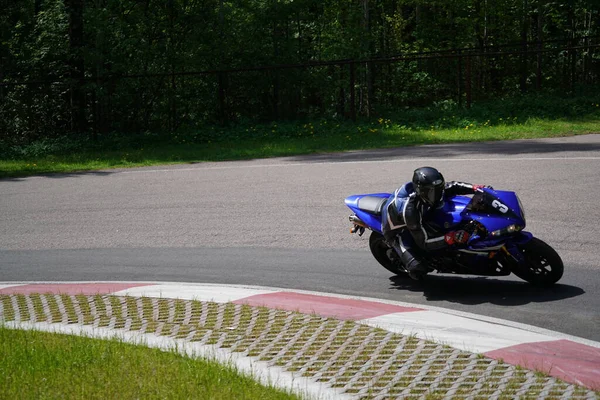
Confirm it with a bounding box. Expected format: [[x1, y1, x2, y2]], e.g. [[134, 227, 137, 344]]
[[357, 196, 387, 216]]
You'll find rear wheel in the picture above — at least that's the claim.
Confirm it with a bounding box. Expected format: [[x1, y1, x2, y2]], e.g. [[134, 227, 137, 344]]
[[511, 238, 564, 286], [369, 232, 407, 276]]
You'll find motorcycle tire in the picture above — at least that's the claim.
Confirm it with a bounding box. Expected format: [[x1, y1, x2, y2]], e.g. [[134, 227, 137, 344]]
[[368, 231, 407, 276], [511, 237, 564, 286]]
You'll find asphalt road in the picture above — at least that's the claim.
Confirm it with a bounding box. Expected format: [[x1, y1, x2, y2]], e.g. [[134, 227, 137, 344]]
[[1, 134, 599, 340]]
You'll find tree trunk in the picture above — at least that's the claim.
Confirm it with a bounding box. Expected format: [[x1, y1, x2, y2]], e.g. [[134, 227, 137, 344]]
[[64, 0, 86, 134], [361, 0, 372, 116], [536, 8, 543, 91], [520, 0, 529, 93], [34, 0, 43, 16]]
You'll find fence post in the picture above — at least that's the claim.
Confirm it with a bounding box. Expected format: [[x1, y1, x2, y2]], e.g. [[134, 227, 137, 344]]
[[92, 81, 98, 141], [583, 36, 589, 84], [0, 59, 4, 100], [520, 39, 528, 93], [592, 37, 596, 84], [537, 39, 543, 91], [457, 50, 463, 107], [218, 71, 226, 125], [169, 69, 176, 133], [338, 64, 345, 117], [349, 62, 356, 121], [536, 13, 543, 91], [365, 60, 373, 117], [571, 37, 577, 92], [273, 70, 279, 120], [465, 54, 472, 109]]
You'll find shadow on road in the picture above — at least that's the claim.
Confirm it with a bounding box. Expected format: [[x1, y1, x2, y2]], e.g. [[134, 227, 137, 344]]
[[1, 170, 116, 182], [288, 135, 600, 163], [388, 274, 585, 307]]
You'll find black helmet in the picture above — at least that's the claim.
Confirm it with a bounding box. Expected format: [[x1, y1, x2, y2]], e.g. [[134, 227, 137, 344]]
[[412, 167, 445, 206]]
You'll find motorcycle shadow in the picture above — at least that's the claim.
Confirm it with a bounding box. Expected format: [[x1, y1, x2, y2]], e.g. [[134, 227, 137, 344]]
[[388, 274, 584, 306]]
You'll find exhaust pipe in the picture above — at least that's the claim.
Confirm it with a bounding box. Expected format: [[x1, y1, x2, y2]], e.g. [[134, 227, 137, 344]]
[[349, 214, 368, 228]]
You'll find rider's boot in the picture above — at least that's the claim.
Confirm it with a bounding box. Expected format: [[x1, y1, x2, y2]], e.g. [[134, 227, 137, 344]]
[[401, 251, 427, 281], [390, 239, 428, 281]]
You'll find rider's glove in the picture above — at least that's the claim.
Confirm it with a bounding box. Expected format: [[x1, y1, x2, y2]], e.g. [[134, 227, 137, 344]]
[[473, 184, 493, 191], [444, 230, 470, 246]]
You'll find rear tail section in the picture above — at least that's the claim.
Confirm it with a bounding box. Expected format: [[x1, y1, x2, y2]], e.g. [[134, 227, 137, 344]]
[[345, 193, 390, 234]]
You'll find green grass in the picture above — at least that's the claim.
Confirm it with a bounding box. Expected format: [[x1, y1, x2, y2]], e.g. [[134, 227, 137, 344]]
[[0, 326, 298, 400], [1, 117, 598, 179], [3, 293, 599, 399], [2, 94, 599, 178]]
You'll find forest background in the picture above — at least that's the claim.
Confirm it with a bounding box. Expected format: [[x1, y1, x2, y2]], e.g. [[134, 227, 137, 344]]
[[1, 0, 600, 173]]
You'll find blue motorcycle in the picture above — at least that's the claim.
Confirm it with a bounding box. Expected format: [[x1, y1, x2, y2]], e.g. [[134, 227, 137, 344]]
[[345, 188, 564, 285]]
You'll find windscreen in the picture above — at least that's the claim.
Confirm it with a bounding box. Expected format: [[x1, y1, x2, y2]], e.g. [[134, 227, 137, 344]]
[[465, 191, 520, 220]]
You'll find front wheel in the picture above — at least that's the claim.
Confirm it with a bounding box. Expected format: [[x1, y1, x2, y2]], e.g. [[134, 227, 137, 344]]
[[368, 232, 407, 276], [511, 237, 564, 286]]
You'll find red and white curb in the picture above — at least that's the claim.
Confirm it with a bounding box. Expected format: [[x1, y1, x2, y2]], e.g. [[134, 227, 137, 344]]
[[1, 281, 599, 392]]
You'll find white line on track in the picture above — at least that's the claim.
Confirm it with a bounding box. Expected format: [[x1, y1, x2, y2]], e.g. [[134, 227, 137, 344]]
[[0, 284, 24, 290]]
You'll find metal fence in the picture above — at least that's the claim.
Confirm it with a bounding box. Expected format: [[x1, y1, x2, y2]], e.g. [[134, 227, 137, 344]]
[[1, 36, 599, 142]]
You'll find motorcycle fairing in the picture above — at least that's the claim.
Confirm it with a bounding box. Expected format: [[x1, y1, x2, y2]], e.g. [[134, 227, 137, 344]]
[[467, 231, 533, 250], [345, 193, 388, 234], [426, 196, 471, 233], [345, 188, 530, 245], [463, 190, 525, 225]]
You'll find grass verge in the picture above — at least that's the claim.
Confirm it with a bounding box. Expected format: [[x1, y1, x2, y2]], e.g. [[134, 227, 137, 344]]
[[2, 118, 598, 179], [2, 94, 599, 178], [0, 325, 298, 400], [1, 294, 599, 399]]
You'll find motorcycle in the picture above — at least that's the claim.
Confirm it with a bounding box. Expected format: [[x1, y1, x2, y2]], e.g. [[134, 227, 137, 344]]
[[345, 188, 564, 285]]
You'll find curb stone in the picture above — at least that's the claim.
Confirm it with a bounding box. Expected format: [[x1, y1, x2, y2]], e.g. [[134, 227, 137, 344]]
[[1, 281, 599, 399]]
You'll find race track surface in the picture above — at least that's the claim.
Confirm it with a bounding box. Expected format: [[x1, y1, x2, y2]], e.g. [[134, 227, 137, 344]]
[[1, 134, 599, 340]]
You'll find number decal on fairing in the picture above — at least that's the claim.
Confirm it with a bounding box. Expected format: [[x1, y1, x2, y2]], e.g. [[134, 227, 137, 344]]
[[492, 200, 509, 213]]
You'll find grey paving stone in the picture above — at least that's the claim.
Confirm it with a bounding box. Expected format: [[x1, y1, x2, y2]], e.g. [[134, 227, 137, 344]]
[[1, 293, 598, 400]]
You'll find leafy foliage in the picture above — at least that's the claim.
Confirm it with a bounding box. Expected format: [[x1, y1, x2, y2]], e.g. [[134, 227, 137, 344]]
[[1, 0, 599, 145], [2, 92, 599, 160]]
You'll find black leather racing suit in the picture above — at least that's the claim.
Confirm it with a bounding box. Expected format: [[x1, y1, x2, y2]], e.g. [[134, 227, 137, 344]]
[[381, 181, 480, 275]]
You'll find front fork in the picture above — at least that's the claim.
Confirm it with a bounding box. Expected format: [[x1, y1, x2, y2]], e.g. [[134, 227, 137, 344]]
[[502, 244, 525, 264], [500, 231, 533, 265]]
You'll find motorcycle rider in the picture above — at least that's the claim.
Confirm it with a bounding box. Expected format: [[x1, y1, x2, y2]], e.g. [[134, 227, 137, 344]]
[[381, 166, 491, 280]]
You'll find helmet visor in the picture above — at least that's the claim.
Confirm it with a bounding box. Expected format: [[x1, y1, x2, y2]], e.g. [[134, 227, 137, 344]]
[[419, 184, 444, 205]]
